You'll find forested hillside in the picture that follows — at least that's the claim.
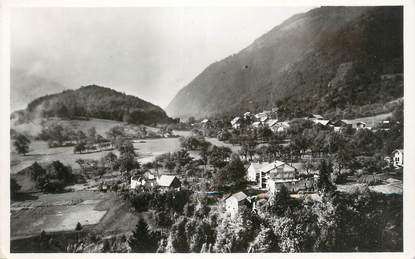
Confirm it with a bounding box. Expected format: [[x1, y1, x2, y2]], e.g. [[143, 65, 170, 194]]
[[166, 6, 403, 119], [13, 85, 174, 125]]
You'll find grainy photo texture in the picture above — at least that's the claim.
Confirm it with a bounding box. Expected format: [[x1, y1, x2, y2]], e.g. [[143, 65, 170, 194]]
[[10, 6, 403, 253]]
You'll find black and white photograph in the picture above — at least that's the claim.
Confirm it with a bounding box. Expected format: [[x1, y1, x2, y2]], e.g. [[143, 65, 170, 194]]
[[1, 0, 414, 256]]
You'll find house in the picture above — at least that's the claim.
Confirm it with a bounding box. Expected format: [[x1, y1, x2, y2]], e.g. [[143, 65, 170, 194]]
[[231, 116, 241, 129], [225, 192, 250, 218], [314, 119, 330, 126], [200, 119, 212, 128], [355, 121, 367, 130], [271, 121, 290, 133], [248, 161, 298, 189], [157, 175, 181, 190], [308, 114, 324, 120], [247, 162, 274, 184], [255, 111, 271, 123], [243, 112, 253, 120], [392, 149, 404, 167], [329, 120, 351, 132], [130, 176, 145, 189], [251, 121, 263, 128], [266, 119, 279, 128]]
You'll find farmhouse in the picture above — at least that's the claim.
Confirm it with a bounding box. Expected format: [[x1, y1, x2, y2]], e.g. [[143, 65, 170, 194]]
[[200, 119, 212, 128], [251, 121, 263, 128], [225, 191, 250, 218], [355, 121, 367, 130], [271, 121, 290, 133], [392, 149, 404, 167], [266, 119, 279, 128], [130, 176, 144, 189], [243, 112, 253, 120], [231, 116, 241, 129], [308, 114, 324, 121], [248, 160, 298, 189], [157, 175, 181, 190], [255, 111, 271, 123], [329, 120, 351, 132], [247, 162, 273, 184]]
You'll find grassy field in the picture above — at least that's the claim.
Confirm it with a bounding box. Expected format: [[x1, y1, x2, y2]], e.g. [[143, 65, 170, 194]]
[[12, 117, 159, 137], [11, 191, 139, 239], [10, 137, 202, 174], [343, 112, 392, 128], [11, 121, 235, 174]]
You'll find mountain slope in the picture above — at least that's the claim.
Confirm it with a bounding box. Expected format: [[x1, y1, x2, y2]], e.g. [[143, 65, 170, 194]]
[[166, 6, 403, 119], [14, 85, 173, 125], [11, 68, 67, 112]]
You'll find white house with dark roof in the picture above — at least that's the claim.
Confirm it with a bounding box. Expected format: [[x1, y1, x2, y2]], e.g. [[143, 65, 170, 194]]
[[247, 162, 273, 184], [247, 160, 298, 190], [226, 191, 249, 218], [308, 114, 324, 120], [157, 175, 181, 190], [272, 121, 290, 133], [266, 119, 279, 128], [231, 116, 241, 129]]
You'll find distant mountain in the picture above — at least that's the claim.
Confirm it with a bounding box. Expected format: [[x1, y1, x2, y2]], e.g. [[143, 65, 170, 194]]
[[11, 68, 67, 111], [14, 85, 173, 125], [166, 6, 403, 119]]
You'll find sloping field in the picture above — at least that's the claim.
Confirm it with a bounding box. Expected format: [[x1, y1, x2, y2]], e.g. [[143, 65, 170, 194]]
[[11, 191, 139, 239], [12, 118, 159, 137], [344, 112, 393, 128]]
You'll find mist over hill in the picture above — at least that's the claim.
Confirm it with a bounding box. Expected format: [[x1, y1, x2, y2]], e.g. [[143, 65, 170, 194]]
[[166, 6, 403, 119], [11, 68, 67, 111]]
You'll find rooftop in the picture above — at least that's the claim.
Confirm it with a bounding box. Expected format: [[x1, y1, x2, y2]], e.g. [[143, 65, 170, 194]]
[[229, 191, 248, 202]]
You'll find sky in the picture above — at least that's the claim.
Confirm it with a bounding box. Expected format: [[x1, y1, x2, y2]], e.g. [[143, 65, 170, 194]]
[[11, 6, 314, 109]]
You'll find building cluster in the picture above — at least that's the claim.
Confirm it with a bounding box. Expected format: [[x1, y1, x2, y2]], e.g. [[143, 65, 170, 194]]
[[228, 110, 291, 133], [225, 159, 318, 218], [130, 172, 181, 191]]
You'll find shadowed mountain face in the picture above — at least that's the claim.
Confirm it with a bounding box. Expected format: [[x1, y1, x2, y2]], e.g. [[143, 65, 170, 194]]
[[14, 85, 172, 125], [166, 6, 403, 119]]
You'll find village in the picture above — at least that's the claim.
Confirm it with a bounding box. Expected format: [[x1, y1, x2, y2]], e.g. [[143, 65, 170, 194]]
[[7, 5, 405, 254], [124, 107, 403, 219], [10, 100, 403, 252]]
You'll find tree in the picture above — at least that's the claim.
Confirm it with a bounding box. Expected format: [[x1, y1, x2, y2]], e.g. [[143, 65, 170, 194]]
[[27, 162, 46, 182], [173, 149, 193, 168], [73, 142, 86, 154], [208, 146, 232, 168], [249, 225, 280, 252], [317, 160, 335, 194], [189, 219, 215, 252], [128, 219, 160, 252], [14, 134, 30, 155], [268, 185, 292, 216], [75, 222, 83, 231], [119, 152, 139, 173], [76, 130, 87, 143], [116, 138, 136, 155], [38, 161, 74, 193], [214, 154, 245, 189], [106, 126, 125, 140], [101, 152, 119, 170], [166, 216, 190, 252]]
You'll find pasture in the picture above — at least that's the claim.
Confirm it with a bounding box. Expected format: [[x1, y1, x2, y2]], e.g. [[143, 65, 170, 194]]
[[11, 191, 139, 239], [11, 125, 237, 174]]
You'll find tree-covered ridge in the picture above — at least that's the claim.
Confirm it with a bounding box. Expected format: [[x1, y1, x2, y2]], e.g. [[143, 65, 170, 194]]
[[167, 6, 403, 119], [23, 85, 173, 125]]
